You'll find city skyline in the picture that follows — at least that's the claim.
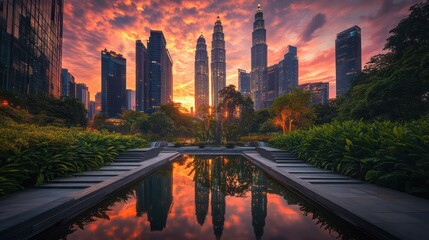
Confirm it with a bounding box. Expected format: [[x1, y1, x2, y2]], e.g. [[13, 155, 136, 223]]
[[62, 0, 419, 110]]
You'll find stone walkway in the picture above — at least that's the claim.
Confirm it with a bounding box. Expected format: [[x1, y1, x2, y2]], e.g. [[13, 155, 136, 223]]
[[0, 148, 180, 240], [244, 147, 429, 240]]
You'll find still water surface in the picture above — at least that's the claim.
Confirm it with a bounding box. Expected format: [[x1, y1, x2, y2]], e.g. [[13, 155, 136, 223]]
[[40, 155, 367, 239]]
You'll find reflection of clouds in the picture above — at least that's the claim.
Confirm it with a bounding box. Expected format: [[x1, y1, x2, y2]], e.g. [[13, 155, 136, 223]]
[[66, 156, 350, 239], [63, 0, 417, 107]]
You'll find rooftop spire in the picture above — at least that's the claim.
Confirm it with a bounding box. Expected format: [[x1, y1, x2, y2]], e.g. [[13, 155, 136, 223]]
[[256, 4, 262, 12]]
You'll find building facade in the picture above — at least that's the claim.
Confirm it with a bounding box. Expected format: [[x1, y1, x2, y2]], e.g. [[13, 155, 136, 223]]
[[238, 69, 250, 97], [250, 4, 267, 110], [76, 83, 89, 112], [0, 0, 63, 97], [263, 64, 278, 108], [335, 25, 361, 97], [136, 40, 149, 112], [147, 30, 173, 113], [126, 89, 136, 110], [278, 45, 298, 96], [211, 16, 226, 110], [194, 34, 209, 115], [94, 91, 101, 115], [60, 68, 75, 98], [101, 49, 126, 118], [299, 82, 329, 105]]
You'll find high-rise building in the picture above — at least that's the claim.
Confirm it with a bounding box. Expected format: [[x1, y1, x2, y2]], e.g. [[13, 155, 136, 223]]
[[278, 46, 298, 96], [238, 69, 250, 97], [88, 101, 96, 120], [250, 4, 268, 110], [136, 40, 149, 112], [76, 83, 90, 112], [335, 25, 361, 97], [211, 16, 226, 110], [126, 89, 136, 110], [194, 34, 210, 115], [95, 92, 102, 114], [61, 69, 76, 98], [147, 30, 173, 113], [299, 82, 329, 105], [0, 0, 63, 97], [101, 49, 126, 118], [264, 64, 279, 108]]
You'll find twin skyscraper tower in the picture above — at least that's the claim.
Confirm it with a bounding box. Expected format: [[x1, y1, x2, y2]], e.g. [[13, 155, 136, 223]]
[[194, 4, 293, 114]]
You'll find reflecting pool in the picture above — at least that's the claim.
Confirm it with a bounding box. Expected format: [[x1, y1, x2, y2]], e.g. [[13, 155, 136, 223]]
[[37, 155, 369, 240]]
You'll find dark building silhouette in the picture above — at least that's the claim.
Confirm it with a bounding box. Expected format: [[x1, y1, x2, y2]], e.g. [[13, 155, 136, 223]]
[[136, 40, 149, 112], [0, 0, 63, 97], [135, 164, 173, 231], [101, 49, 126, 118], [263, 64, 279, 108], [211, 157, 226, 240], [195, 160, 210, 226], [299, 82, 329, 105], [335, 25, 361, 97], [61, 69, 76, 98], [250, 4, 268, 110], [147, 30, 173, 113], [195, 34, 209, 115], [76, 83, 89, 111], [238, 69, 250, 97], [211, 16, 226, 109], [251, 171, 267, 240], [278, 46, 298, 96]]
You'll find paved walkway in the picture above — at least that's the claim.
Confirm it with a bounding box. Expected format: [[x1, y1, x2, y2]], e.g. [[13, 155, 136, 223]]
[[244, 147, 429, 240], [0, 148, 180, 240]]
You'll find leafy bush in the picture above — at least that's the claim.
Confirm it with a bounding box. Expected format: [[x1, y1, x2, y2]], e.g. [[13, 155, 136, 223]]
[[269, 119, 429, 198], [0, 121, 148, 196]]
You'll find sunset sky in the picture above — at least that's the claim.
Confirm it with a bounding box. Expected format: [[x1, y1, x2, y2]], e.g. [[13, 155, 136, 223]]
[[62, 0, 420, 110]]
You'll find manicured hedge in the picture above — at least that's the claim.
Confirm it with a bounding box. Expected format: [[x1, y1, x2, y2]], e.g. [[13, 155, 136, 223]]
[[269, 119, 429, 198], [0, 121, 148, 196]]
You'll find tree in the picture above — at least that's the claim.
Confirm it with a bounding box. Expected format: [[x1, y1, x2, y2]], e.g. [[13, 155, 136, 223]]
[[121, 110, 149, 133], [270, 88, 314, 134], [218, 85, 255, 142], [148, 111, 174, 140], [313, 99, 338, 125], [338, 2, 429, 121], [194, 104, 216, 144]]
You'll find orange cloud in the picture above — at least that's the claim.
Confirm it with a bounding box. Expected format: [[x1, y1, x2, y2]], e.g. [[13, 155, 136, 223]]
[[62, 0, 419, 109]]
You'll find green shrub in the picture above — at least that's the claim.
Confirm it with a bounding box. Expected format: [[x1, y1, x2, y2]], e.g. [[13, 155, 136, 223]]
[[225, 142, 235, 148], [269, 119, 429, 198], [0, 122, 148, 196]]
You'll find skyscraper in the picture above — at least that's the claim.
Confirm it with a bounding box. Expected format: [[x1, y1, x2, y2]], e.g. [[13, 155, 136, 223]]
[[101, 49, 126, 118], [238, 69, 250, 97], [60, 69, 76, 98], [76, 83, 90, 112], [278, 46, 298, 96], [195, 34, 209, 115], [147, 30, 173, 113], [335, 25, 361, 97], [136, 40, 149, 112], [299, 82, 329, 105], [95, 92, 102, 114], [0, 0, 64, 97], [251, 4, 268, 110], [126, 89, 136, 110], [211, 16, 226, 110], [264, 64, 279, 108]]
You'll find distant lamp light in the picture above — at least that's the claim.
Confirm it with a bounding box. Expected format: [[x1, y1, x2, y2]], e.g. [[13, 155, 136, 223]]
[[1, 100, 9, 107]]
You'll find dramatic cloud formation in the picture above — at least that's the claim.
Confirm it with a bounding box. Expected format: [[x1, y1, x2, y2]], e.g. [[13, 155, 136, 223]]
[[62, 0, 420, 110], [300, 13, 326, 43]]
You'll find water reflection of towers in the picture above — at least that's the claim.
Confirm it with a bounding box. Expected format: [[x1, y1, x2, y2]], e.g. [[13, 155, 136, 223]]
[[193, 156, 268, 240], [135, 164, 173, 231]]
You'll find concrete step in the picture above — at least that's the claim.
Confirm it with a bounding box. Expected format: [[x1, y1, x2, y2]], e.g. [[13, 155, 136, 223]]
[[49, 176, 108, 183], [99, 166, 133, 171], [276, 164, 312, 167], [114, 158, 144, 162], [275, 160, 304, 163], [38, 183, 92, 189], [73, 171, 121, 177], [108, 162, 143, 166], [308, 179, 364, 184]]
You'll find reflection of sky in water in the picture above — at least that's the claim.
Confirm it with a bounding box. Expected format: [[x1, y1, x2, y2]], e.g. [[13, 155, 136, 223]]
[[60, 155, 357, 240]]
